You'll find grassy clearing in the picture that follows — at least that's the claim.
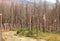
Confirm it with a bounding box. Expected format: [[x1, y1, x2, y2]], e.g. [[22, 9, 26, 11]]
[[39, 32, 60, 41], [16, 28, 60, 41]]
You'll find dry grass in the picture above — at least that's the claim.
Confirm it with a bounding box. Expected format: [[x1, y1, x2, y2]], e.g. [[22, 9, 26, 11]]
[[39, 33, 60, 41]]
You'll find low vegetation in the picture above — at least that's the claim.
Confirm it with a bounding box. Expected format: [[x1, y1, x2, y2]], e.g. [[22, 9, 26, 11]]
[[16, 28, 37, 37], [16, 28, 60, 41]]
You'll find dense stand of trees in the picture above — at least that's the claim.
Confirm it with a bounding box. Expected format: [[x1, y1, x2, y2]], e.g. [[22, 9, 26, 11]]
[[0, 0, 60, 33]]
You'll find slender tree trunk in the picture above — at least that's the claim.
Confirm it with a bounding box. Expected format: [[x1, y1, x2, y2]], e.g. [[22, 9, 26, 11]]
[[56, 0, 59, 33], [11, 2, 14, 30]]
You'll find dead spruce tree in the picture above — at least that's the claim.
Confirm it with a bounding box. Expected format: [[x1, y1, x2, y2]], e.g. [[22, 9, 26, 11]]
[[42, 0, 47, 32], [56, 0, 59, 32], [11, 2, 14, 30]]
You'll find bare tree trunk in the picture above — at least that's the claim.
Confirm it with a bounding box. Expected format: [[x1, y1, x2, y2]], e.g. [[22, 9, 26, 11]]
[[56, 0, 59, 33], [11, 2, 14, 30], [26, 4, 29, 28]]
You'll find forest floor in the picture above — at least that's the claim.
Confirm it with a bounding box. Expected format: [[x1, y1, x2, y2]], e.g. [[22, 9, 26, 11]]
[[2, 31, 60, 41], [2, 31, 46, 41]]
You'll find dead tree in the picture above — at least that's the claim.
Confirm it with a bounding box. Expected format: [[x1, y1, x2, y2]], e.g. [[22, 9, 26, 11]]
[[11, 2, 14, 30], [28, 4, 32, 34], [42, 0, 47, 32], [56, 0, 59, 32]]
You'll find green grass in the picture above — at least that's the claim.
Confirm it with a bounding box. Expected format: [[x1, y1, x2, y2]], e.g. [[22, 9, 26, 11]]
[[16, 27, 37, 37], [16, 28, 60, 41]]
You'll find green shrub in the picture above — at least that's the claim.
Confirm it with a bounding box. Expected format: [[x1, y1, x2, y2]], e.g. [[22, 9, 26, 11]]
[[16, 28, 37, 37], [16, 28, 29, 35]]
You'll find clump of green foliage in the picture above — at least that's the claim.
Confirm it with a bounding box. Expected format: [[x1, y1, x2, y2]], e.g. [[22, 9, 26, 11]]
[[16, 28, 28, 35], [16, 27, 37, 38]]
